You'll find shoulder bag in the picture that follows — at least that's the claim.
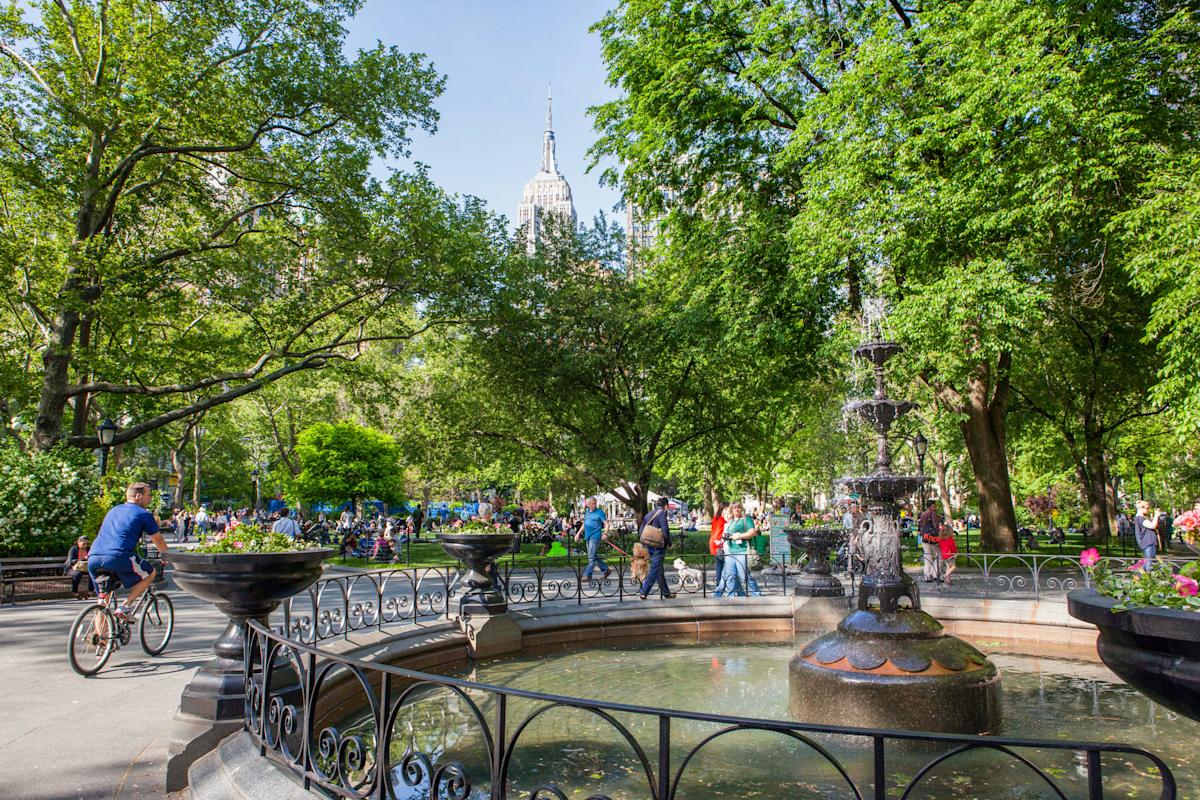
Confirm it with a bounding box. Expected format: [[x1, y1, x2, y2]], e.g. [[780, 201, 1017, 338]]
[[640, 510, 666, 549]]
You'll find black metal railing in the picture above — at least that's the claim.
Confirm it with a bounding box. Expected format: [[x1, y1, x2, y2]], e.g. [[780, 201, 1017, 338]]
[[244, 620, 1177, 800], [278, 552, 1194, 647]]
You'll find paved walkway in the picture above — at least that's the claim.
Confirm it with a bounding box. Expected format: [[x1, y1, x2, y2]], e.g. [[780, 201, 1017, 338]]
[[0, 575, 226, 800]]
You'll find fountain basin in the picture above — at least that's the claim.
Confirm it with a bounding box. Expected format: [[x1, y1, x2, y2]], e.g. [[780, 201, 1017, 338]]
[[1067, 588, 1200, 722], [785, 526, 846, 597]]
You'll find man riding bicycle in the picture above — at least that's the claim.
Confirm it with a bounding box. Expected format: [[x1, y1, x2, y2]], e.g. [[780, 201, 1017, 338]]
[[88, 482, 169, 619]]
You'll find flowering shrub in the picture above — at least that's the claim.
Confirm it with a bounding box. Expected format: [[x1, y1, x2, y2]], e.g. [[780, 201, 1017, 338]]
[[0, 444, 99, 557], [448, 521, 511, 535], [191, 529, 308, 554], [1081, 548, 1200, 611]]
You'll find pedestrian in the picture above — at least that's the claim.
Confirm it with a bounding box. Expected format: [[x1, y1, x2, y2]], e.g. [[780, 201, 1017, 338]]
[[713, 502, 762, 597], [195, 505, 209, 536], [638, 497, 676, 600], [918, 499, 942, 582], [938, 523, 959, 587], [1133, 500, 1162, 569], [574, 496, 611, 582], [708, 503, 728, 587], [271, 508, 302, 539]]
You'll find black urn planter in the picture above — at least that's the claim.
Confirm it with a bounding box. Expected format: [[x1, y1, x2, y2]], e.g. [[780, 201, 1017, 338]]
[[438, 532, 517, 617], [170, 549, 332, 721], [165, 548, 331, 791], [1067, 588, 1200, 722], [786, 527, 847, 597]]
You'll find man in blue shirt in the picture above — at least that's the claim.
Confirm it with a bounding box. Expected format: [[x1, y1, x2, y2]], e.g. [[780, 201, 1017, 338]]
[[88, 482, 169, 618], [574, 496, 610, 582]]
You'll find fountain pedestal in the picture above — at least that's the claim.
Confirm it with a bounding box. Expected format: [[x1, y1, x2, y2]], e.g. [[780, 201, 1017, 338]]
[[786, 527, 846, 597], [789, 340, 1002, 734]]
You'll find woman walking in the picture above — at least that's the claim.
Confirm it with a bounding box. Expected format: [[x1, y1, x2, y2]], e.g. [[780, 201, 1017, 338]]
[[638, 497, 676, 600], [708, 503, 728, 587], [713, 503, 762, 597]]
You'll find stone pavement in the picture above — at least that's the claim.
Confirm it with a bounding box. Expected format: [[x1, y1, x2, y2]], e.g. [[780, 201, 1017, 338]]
[[0, 574, 227, 800]]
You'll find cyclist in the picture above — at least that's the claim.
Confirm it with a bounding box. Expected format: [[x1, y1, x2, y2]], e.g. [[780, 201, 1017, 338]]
[[88, 482, 169, 619]]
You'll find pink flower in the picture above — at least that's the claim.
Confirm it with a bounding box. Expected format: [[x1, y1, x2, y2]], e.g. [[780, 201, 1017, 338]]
[[1079, 548, 1101, 568], [1127, 562, 1145, 572], [233, 540, 245, 550], [1174, 510, 1200, 532], [1173, 574, 1198, 597]]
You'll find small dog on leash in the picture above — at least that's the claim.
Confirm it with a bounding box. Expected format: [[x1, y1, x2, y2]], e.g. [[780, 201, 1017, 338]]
[[673, 558, 703, 587], [630, 543, 651, 584]]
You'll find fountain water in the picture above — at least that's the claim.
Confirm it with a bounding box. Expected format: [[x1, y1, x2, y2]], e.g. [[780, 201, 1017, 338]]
[[789, 338, 1003, 733]]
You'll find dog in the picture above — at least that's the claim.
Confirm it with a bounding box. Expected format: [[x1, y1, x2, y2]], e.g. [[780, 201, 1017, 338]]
[[630, 543, 651, 584], [673, 558, 703, 587]]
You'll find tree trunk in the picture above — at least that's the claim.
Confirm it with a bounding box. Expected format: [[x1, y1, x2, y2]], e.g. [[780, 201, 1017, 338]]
[[702, 474, 716, 519], [33, 294, 82, 450], [934, 451, 954, 522], [1081, 437, 1114, 541], [960, 405, 1018, 551], [192, 429, 203, 506]]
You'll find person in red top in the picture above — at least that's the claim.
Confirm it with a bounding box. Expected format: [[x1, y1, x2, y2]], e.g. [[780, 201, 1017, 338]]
[[938, 522, 959, 586], [709, 504, 728, 587]]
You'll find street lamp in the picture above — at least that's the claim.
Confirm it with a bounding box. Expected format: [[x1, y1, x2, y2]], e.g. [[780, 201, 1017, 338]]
[[98, 418, 117, 475], [250, 467, 261, 511], [1135, 459, 1146, 501], [913, 432, 929, 507]]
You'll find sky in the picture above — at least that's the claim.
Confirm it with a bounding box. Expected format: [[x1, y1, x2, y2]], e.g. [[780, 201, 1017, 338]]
[[342, 1, 623, 228]]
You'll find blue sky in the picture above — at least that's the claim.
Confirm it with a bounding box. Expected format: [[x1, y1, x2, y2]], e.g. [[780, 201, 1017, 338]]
[[343, 1, 623, 228]]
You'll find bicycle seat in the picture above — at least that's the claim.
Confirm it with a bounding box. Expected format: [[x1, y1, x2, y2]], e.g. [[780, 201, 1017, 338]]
[[91, 568, 118, 592]]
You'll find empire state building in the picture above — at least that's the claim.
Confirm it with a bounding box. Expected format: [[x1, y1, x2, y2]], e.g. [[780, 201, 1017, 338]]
[[517, 88, 577, 252]]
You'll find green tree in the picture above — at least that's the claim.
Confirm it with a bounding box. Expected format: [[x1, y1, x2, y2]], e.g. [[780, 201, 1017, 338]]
[[0, 1, 502, 452], [291, 421, 403, 510]]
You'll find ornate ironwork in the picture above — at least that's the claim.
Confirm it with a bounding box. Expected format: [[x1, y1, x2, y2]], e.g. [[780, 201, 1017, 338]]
[[244, 620, 1177, 799]]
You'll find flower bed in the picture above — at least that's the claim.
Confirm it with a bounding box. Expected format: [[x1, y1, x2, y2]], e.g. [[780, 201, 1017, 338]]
[[1078, 547, 1200, 612]]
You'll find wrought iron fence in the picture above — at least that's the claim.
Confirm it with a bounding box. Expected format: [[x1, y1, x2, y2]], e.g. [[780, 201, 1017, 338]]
[[244, 620, 1177, 800], [279, 551, 1194, 646]]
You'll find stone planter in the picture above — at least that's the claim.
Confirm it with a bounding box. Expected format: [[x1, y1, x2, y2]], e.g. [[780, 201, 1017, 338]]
[[1067, 588, 1200, 722], [786, 527, 847, 597], [439, 532, 517, 616], [166, 548, 331, 790]]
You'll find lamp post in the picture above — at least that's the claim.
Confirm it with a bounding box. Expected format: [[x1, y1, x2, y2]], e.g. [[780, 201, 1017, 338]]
[[98, 418, 117, 476], [250, 467, 260, 511], [913, 432, 928, 506], [1135, 459, 1146, 501]]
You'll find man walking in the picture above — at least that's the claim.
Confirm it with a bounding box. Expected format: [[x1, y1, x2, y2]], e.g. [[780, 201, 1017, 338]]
[[574, 496, 611, 582], [412, 502, 425, 539], [918, 499, 942, 582]]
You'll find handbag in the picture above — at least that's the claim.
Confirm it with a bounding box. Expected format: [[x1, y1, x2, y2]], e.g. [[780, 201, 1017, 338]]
[[72, 560, 88, 572], [639, 510, 667, 548]]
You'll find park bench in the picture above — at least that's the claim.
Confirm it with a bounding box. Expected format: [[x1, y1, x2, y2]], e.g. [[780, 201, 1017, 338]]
[[1, 547, 165, 605], [0, 557, 76, 604]]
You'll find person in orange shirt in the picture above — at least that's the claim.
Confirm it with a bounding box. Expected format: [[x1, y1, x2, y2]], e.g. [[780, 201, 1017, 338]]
[[709, 503, 728, 587]]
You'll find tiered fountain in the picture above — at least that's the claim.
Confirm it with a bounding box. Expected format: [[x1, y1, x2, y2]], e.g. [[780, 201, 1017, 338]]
[[789, 339, 1003, 734]]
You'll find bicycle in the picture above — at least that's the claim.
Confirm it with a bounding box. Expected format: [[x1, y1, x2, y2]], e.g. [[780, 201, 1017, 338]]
[[67, 567, 174, 676]]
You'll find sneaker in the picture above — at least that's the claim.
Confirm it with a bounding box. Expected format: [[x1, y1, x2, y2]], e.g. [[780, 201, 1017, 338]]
[[114, 605, 134, 621], [663, 593, 677, 599], [601, 569, 612, 581]]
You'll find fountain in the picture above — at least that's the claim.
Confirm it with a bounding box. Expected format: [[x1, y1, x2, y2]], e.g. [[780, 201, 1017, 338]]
[[789, 339, 1003, 734]]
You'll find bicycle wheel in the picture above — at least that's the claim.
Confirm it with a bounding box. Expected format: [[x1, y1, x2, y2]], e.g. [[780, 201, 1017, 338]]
[[68, 604, 116, 676], [139, 592, 174, 655]]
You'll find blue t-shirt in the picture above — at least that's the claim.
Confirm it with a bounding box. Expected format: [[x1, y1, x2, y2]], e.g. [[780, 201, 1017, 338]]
[[90, 503, 160, 557], [582, 508, 607, 540]]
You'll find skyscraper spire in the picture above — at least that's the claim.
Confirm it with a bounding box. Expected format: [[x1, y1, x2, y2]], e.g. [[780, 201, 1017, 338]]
[[518, 85, 576, 253], [541, 83, 558, 174]]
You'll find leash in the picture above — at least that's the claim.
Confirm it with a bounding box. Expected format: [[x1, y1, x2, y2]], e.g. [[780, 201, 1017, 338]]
[[605, 540, 633, 558]]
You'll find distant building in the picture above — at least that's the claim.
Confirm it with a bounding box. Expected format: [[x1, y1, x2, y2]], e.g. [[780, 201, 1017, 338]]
[[517, 87, 577, 253]]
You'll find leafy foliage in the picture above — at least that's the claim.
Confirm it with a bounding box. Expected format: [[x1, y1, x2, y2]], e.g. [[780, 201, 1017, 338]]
[[291, 422, 403, 507]]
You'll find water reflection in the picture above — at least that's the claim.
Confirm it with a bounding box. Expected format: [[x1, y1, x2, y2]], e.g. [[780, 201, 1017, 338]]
[[337, 640, 1190, 799]]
